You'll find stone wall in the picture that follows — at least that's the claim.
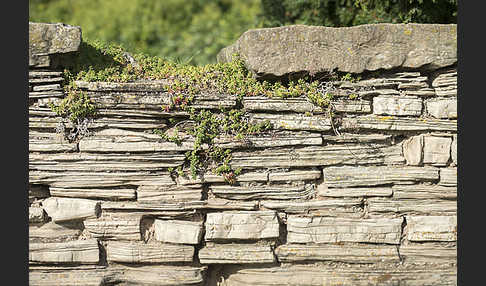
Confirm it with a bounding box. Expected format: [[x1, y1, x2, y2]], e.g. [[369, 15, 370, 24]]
[[29, 22, 457, 285]]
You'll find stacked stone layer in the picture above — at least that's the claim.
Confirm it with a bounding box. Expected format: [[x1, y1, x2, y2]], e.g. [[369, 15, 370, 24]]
[[29, 22, 457, 285]]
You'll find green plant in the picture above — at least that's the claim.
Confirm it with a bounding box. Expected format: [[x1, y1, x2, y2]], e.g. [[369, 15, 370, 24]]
[[49, 90, 96, 122], [153, 128, 183, 146], [48, 87, 97, 141]]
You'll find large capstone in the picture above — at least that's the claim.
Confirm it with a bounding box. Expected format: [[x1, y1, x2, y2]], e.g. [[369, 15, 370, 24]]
[[217, 23, 456, 80], [29, 22, 82, 67]]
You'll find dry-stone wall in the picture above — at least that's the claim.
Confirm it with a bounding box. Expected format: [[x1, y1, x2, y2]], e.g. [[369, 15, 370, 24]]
[[29, 22, 457, 285]]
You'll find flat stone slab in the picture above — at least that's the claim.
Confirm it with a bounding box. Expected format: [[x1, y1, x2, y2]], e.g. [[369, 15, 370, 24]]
[[218, 23, 456, 79], [29, 22, 82, 67], [286, 216, 403, 244], [275, 243, 399, 263], [205, 211, 279, 241], [42, 197, 100, 222], [106, 241, 194, 263], [406, 215, 457, 242], [220, 265, 457, 286], [199, 243, 275, 264], [29, 239, 99, 264], [154, 219, 203, 245]]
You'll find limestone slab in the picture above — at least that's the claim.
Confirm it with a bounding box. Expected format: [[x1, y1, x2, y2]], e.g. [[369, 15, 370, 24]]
[[287, 216, 403, 244], [403, 135, 423, 165], [406, 215, 457, 242], [426, 98, 457, 119], [400, 244, 456, 265], [210, 183, 315, 200], [340, 115, 457, 132], [218, 23, 457, 79], [323, 166, 439, 188], [111, 265, 206, 285], [205, 211, 279, 241], [423, 135, 452, 166], [154, 219, 203, 245], [199, 243, 275, 264], [29, 266, 109, 286], [106, 241, 194, 263], [84, 213, 142, 240], [231, 144, 404, 169], [48, 187, 137, 200], [29, 22, 81, 67], [275, 243, 399, 263], [268, 168, 321, 182], [439, 167, 457, 186], [29, 239, 99, 264], [220, 265, 457, 286], [137, 184, 202, 204], [372, 95, 423, 116], [29, 221, 83, 243], [318, 186, 393, 197], [261, 198, 363, 217], [250, 113, 332, 132], [214, 130, 323, 148], [367, 197, 457, 216], [42, 197, 100, 222]]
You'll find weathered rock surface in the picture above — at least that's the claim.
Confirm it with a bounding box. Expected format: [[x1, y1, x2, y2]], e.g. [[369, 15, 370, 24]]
[[439, 167, 457, 186], [106, 241, 194, 263], [29, 221, 83, 243], [372, 95, 423, 116], [215, 130, 323, 148], [406, 215, 457, 242], [403, 135, 424, 165], [29, 239, 99, 264], [340, 115, 457, 132], [220, 265, 457, 286], [368, 197, 457, 216], [110, 265, 207, 285], [275, 243, 400, 263], [210, 183, 315, 200], [261, 198, 363, 217], [426, 98, 457, 119], [323, 166, 439, 188], [399, 244, 456, 265], [29, 22, 82, 67], [250, 113, 332, 132], [29, 266, 110, 286], [205, 211, 279, 241], [137, 184, 202, 203], [154, 219, 203, 245], [232, 144, 403, 169], [432, 68, 457, 97], [199, 243, 275, 264], [318, 186, 392, 197], [49, 187, 137, 200], [287, 216, 403, 244], [423, 135, 452, 166], [42, 197, 100, 222], [268, 168, 321, 182], [218, 24, 456, 79], [84, 213, 142, 240]]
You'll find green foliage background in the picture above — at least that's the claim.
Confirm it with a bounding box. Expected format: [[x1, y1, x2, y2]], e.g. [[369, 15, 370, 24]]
[[29, 0, 457, 66]]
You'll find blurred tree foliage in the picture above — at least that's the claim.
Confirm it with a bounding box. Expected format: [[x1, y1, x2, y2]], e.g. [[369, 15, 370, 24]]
[[260, 0, 457, 27], [29, 0, 457, 65]]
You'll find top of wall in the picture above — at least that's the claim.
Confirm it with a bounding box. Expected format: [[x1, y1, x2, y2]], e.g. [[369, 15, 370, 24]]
[[29, 22, 82, 68], [217, 23, 457, 80]]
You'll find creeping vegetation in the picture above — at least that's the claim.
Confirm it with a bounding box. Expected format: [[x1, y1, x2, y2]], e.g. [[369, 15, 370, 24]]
[[51, 39, 359, 180]]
